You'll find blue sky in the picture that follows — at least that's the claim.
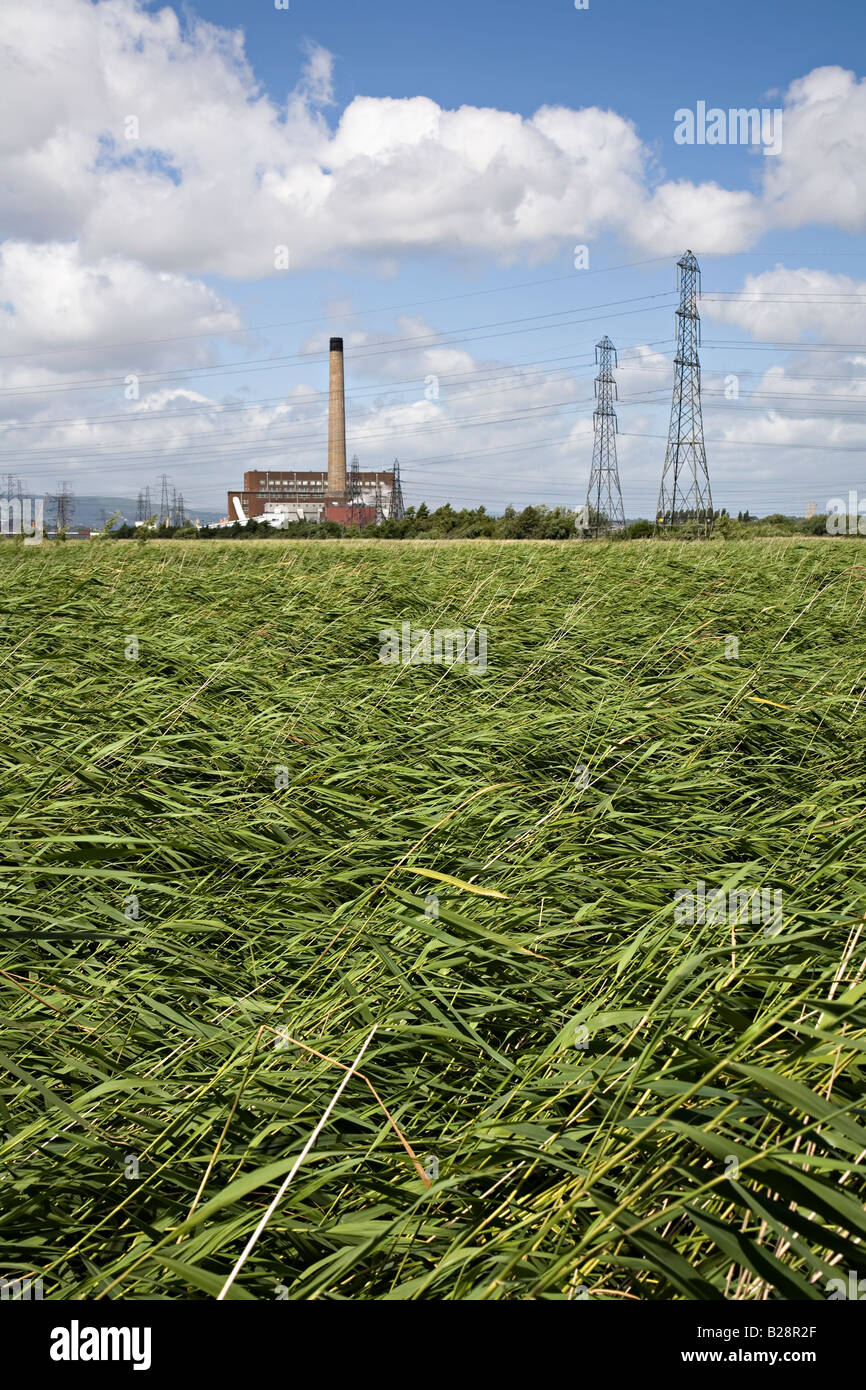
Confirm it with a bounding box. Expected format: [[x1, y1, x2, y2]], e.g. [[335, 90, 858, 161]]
[[1, 0, 865, 518], [193, 0, 855, 136]]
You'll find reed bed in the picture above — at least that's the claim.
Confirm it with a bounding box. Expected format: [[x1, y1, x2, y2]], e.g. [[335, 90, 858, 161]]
[[0, 536, 864, 1300]]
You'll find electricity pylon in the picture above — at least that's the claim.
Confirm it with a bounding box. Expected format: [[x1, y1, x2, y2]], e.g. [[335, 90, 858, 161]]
[[54, 483, 75, 531], [585, 336, 625, 536], [388, 458, 405, 521], [655, 250, 713, 536], [347, 454, 362, 527], [157, 474, 172, 527]]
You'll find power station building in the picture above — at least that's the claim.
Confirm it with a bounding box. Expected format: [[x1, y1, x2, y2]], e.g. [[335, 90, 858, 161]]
[[226, 338, 401, 527]]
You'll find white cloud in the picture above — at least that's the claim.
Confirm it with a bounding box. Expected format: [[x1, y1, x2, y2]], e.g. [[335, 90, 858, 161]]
[[2, 2, 865, 513], [0, 241, 241, 371], [703, 266, 866, 343], [632, 181, 763, 255], [1, 0, 859, 279], [294, 41, 336, 110], [762, 67, 866, 234], [1, 2, 865, 279]]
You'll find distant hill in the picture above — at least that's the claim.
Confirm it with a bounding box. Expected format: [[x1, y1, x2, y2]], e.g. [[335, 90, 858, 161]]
[[42, 495, 225, 529]]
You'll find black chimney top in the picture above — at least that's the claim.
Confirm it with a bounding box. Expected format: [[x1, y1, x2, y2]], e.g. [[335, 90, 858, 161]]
[[329, 337, 343, 351]]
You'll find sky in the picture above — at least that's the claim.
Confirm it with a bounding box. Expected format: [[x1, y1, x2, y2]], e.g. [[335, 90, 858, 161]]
[[1, 0, 865, 520]]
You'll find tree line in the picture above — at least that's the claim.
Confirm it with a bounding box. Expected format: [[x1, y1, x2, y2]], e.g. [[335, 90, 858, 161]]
[[94, 503, 838, 542]]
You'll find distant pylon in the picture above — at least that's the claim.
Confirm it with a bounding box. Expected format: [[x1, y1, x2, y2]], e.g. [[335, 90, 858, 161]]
[[54, 482, 75, 531], [388, 458, 405, 521], [374, 478, 385, 525], [347, 454, 362, 526], [655, 250, 713, 536], [157, 473, 172, 527], [585, 336, 625, 537]]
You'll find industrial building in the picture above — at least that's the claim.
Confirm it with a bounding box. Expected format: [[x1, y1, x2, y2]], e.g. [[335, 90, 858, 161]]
[[225, 338, 403, 528]]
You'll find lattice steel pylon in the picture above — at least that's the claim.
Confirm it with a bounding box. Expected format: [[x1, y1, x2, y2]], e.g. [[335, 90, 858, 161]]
[[387, 458, 404, 521], [54, 483, 75, 531], [157, 473, 172, 528], [585, 336, 625, 537], [347, 454, 362, 526], [655, 251, 713, 536]]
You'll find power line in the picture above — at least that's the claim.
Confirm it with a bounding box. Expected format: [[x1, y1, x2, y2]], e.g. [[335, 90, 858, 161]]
[[9, 348, 864, 442], [703, 340, 866, 352], [3, 386, 676, 467], [704, 292, 866, 302], [0, 342, 676, 433], [1, 249, 863, 366], [0, 293, 679, 399], [0, 255, 676, 362], [12, 414, 866, 504], [4, 315, 864, 411], [7, 387, 866, 484], [10, 371, 866, 471], [39, 359, 866, 467]]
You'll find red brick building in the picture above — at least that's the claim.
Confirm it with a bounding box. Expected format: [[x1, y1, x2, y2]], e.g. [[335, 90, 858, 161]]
[[227, 469, 394, 524]]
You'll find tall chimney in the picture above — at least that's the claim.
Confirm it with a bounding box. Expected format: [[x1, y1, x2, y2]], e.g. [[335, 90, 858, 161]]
[[328, 337, 347, 498]]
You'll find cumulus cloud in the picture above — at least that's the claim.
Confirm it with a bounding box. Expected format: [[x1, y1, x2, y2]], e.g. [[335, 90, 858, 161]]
[[2, 1, 865, 513], [0, 241, 242, 371], [294, 41, 336, 109], [761, 67, 866, 234], [3, 0, 865, 278], [703, 266, 866, 343]]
